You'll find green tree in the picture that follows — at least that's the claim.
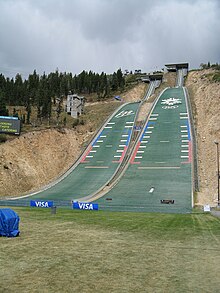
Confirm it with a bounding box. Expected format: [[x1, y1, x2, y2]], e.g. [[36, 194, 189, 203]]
[[14, 73, 24, 105], [27, 70, 39, 106], [111, 72, 118, 91], [116, 68, 125, 90], [0, 90, 8, 116]]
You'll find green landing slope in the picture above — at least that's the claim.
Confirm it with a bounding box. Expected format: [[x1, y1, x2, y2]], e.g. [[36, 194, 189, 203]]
[[96, 88, 193, 213]]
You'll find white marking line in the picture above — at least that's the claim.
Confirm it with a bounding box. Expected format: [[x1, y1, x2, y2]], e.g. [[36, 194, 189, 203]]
[[181, 125, 187, 128], [151, 114, 159, 116], [93, 145, 100, 148], [125, 125, 133, 128], [122, 135, 128, 137], [126, 121, 134, 124], [149, 118, 157, 121], [137, 151, 144, 153], [160, 141, 170, 143], [180, 113, 188, 115], [120, 140, 127, 142], [181, 145, 188, 148], [141, 141, 148, 144], [181, 135, 188, 138], [114, 155, 121, 158], [148, 127, 154, 129], [104, 126, 112, 129], [90, 150, 97, 153], [181, 156, 189, 158], [97, 140, 103, 143], [135, 156, 143, 159], [139, 146, 146, 148], [86, 155, 93, 158], [181, 130, 188, 133], [181, 150, 189, 153], [182, 140, 189, 143], [119, 145, 126, 147], [138, 166, 180, 170], [155, 162, 166, 164], [180, 117, 188, 120], [107, 122, 115, 125], [145, 131, 152, 134], [143, 136, 150, 139], [117, 150, 124, 153], [100, 135, 106, 138]]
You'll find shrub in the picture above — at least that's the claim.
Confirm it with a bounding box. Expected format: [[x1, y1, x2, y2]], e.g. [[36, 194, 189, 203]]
[[0, 134, 7, 143], [212, 73, 220, 82]]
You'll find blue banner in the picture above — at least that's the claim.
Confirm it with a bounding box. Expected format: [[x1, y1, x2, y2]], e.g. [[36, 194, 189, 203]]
[[30, 200, 53, 208], [73, 201, 98, 210]]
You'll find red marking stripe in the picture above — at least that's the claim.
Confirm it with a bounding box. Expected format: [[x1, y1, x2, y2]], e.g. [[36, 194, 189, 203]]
[[119, 146, 127, 163], [130, 141, 141, 163], [181, 141, 192, 164], [81, 145, 92, 163], [188, 141, 192, 163]]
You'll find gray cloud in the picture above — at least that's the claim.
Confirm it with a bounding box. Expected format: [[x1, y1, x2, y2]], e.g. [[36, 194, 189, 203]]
[[0, 0, 219, 78]]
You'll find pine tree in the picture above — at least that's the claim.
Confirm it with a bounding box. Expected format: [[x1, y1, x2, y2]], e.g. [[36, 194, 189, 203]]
[[0, 90, 9, 116]]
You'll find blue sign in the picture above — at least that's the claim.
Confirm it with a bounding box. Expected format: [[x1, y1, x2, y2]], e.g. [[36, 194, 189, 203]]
[[114, 95, 121, 101], [73, 201, 98, 210], [134, 126, 142, 130], [30, 200, 53, 208]]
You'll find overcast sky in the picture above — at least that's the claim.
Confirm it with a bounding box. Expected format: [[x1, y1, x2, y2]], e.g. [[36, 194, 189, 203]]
[[0, 0, 219, 78]]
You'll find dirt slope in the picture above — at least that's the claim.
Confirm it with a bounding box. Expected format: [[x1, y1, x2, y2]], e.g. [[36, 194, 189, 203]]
[[0, 129, 84, 196], [186, 69, 220, 206]]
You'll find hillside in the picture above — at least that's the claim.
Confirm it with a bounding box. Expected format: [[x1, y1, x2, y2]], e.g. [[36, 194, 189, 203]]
[[186, 69, 220, 206]]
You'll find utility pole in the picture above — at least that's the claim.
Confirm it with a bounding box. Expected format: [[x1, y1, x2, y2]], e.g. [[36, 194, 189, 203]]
[[214, 141, 220, 206]]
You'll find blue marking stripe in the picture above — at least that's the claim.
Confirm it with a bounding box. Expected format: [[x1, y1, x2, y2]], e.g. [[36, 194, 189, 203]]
[[186, 121, 191, 141], [126, 129, 132, 146], [140, 121, 155, 141], [92, 131, 103, 146]]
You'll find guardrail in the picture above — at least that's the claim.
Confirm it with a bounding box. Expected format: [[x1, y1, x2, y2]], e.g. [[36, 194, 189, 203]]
[[183, 87, 199, 192], [144, 80, 161, 100]]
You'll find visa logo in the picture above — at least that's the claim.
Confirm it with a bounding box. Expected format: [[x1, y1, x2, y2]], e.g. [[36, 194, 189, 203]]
[[30, 200, 53, 208], [73, 202, 98, 210]]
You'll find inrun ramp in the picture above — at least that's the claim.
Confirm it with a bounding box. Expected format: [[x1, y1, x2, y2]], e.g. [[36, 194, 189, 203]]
[[96, 87, 193, 213], [18, 102, 140, 203]]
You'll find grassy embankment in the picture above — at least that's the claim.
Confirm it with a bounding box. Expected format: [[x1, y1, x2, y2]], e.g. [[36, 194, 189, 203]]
[[1, 207, 220, 293]]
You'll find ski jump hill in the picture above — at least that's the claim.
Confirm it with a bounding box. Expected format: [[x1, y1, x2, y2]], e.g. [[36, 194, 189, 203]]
[[1, 63, 194, 213]]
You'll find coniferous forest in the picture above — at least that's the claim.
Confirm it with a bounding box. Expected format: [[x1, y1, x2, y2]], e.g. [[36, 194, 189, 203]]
[[0, 68, 126, 122]]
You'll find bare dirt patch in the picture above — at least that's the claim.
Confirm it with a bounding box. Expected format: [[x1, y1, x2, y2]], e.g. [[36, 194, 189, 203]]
[[186, 69, 220, 206], [0, 129, 83, 196], [120, 82, 147, 103]]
